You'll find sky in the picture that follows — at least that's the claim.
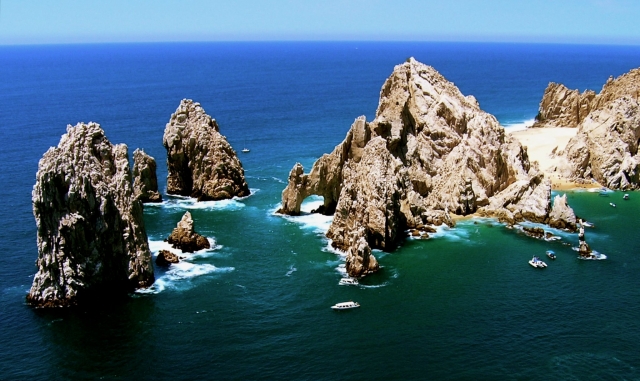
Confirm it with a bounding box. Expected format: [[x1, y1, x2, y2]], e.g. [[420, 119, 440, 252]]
[[0, 0, 639, 45]]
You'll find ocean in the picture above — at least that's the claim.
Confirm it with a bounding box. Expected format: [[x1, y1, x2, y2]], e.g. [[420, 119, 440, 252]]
[[1, 42, 640, 380]]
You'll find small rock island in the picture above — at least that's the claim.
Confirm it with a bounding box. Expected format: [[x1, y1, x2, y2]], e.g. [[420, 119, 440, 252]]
[[163, 99, 250, 201], [279, 58, 577, 277], [28, 123, 155, 307]]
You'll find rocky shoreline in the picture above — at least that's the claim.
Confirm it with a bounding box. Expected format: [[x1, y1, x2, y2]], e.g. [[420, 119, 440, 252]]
[[278, 58, 580, 277]]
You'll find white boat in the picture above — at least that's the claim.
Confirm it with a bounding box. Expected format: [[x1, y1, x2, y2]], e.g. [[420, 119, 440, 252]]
[[610, 202, 616, 207], [546, 250, 557, 260], [339, 277, 359, 286], [529, 256, 547, 268], [623, 194, 630, 200], [331, 301, 360, 310], [241, 148, 250, 153]]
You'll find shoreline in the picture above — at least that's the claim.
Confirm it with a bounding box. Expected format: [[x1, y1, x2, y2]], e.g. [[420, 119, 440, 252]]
[[506, 126, 601, 191]]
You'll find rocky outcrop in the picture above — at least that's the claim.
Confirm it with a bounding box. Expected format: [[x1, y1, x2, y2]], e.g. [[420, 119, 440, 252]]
[[132, 149, 162, 203], [534, 68, 640, 189], [167, 211, 210, 253], [163, 99, 250, 201], [532, 83, 595, 128], [156, 250, 181, 267], [27, 123, 154, 308], [548, 194, 577, 231], [279, 58, 576, 277]]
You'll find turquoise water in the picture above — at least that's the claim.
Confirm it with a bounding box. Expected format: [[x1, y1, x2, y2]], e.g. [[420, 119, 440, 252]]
[[1, 42, 640, 380]]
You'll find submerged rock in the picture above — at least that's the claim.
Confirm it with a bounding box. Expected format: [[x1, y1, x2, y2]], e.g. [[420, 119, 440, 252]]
[[132, 148, 162, 203], [279, 58, 576, 277], [534, 68, 640, 189], [163, 99, 250, 201], [28, 123, 154, 308], [167, 211, 210, 253]]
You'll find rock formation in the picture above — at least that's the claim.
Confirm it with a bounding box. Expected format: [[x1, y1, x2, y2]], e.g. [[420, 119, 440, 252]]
[[548, 194, 577, 231], [163, 99, 250, 200], [28, 123, 155, 308], [167, 211, 210, 253], [533, 68, 640, 189], [156, 250, 181, 267], [133, 148, 162, 203], [279, 58, 576, 277], [532, 83, 595, 128]]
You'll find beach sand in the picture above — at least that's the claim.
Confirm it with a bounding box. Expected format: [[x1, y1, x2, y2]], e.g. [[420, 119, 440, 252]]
[[507, 127, 600, 190]]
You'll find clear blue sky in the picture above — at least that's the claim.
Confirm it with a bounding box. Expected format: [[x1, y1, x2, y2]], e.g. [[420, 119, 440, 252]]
[[1, 0, 639, 45]]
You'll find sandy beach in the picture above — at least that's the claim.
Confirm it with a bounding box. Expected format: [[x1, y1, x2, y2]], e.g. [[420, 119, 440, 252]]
[[508, 127, 600, 190]]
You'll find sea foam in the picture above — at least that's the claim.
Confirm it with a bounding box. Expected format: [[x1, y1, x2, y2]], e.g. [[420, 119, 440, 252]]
[[137, 238, 232, 294], [502, 118, 535, 132]]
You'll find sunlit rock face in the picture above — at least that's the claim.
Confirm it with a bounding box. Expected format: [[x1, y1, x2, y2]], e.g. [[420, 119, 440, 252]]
[[280, 58, 574, 277], [28, 122, 154, 307]]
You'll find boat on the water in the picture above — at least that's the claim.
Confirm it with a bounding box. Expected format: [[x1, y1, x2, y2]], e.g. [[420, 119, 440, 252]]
[[529, 256, 547, 268], [339, 277, 359, 286], [623, 194, 630, 200], [241, 148, 250, 153], [610, 202, 616, 207], [599, 187, 611, 196], [331, 301, 360, 310], [546, 250, 557, 260]]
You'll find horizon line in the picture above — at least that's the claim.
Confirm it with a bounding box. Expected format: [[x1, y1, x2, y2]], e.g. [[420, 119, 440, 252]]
[[2, 39, 640, 48]]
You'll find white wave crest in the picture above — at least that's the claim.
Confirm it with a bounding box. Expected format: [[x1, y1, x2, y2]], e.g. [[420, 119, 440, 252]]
[[137, 238, 230, 294], [276, 196, 334, 234], [503, 118, 535, 132]]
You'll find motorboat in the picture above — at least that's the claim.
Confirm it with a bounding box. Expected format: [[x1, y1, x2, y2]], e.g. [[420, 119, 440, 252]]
[[529, 256, 547, 268], [241, 148, 250, 153], [623, 194, 630, 200], [339, 277, 359, 286], [610, 202, 616, 207], [546, 250, 557, 260], [331, 301, 360, 310]]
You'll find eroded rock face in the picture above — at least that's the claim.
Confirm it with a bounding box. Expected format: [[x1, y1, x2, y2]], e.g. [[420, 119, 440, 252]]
[[534, 69, 640, 189], [28, 123, 154, 308], [279, 58, 575, 277], [167, 211, 210, 253], [156, 250, 181, 267], [133, 148, 162, 203], [548, 194, 577, 231], [163, 99, 250, 200], [532, 83, 596, 128]]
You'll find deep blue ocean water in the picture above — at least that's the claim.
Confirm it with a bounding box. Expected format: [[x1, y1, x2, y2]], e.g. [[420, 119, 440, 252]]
[[1, 42, 640, 380]]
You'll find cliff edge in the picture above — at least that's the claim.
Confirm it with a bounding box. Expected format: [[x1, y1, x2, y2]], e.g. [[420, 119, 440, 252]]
[[279, 58, 575, 277], [28, 123, 154, 307], [533, 68, 640, 189]]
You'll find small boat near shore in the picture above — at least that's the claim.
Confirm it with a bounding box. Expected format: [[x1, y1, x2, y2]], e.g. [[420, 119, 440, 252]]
[[546, 250, 556, 260], [529, 256, 547, 268], [623, 194, 630, 200], [331, 301, 360, 310], [241, 148, 250, 153], [610, 202, 616, 208], [339, 277, 359, 286]]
